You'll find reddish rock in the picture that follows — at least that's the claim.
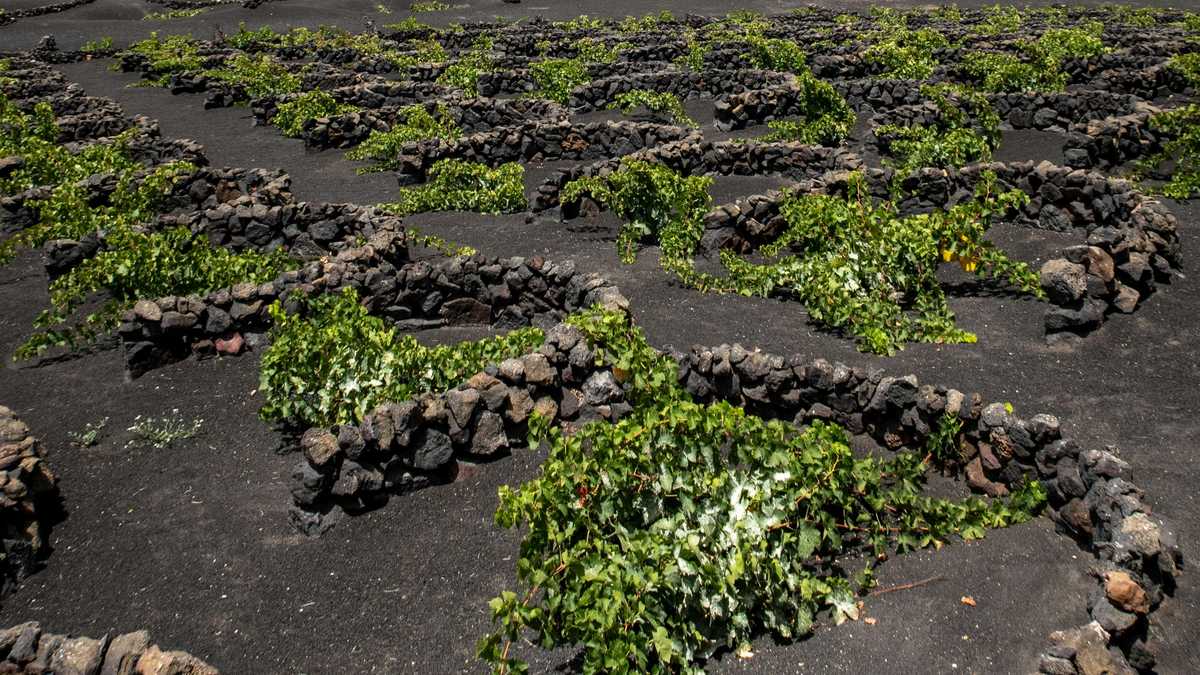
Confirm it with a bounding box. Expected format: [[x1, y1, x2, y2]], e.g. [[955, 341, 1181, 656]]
[[214, 333, 244, 355]]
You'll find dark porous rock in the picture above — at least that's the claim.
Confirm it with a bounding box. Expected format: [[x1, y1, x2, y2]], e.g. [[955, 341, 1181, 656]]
[[521, 353, 555, 387], [7, 622, 41, 664], [411, 428, 453, 471], [1038, 654, 1076, 675], [440, 297, 492, 324], [301, 428, 340, 468], [1090, 597, 1139, 636], [583, 371, 622, 406], [470, 411, 509, 456], [1040, 259, 1088, 305]]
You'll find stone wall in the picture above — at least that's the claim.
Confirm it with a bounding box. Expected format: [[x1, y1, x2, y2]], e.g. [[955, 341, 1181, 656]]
[[697, 162, 1180, 341], [567, 69, 794, 114], [289, 317, 628, 534], [297, 97, 568, 150], [117, 241, 628, 379], [1063, 107, 1163, 170], [533, 139, 862, 214], [388, 120, 700, 183], [39, 166, 288, 277], [0, 623, 217, 675], [0, 407, 59, 599], [867, 91, 1142, 136], [0, 0, 96, 26]]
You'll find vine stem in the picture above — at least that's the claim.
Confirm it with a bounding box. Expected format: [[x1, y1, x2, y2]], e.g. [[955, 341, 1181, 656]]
[[868, 575, 944, 596], [497, 561, 569, 675]]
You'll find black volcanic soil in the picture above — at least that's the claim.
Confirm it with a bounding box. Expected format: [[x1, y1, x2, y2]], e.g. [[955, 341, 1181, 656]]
[[1, 2, 1199, 674]]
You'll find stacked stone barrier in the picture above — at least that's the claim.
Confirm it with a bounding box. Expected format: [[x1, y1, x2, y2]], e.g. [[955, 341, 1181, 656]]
[[533, 139, 862, 213], [568, 68, 794, 114], [1063, 105, 1164, 170], [0, 0, 96, 26], [389, 120, 701, 183], [0, 407, 59, 599], [117, 238, 628, 378], [38, 166, 287, 277], [298, 97, 568, 150], [0, 623, 217, 675]]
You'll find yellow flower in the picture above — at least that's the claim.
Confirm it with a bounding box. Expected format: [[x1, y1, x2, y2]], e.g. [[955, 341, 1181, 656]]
[[941, 249, 954, 262]]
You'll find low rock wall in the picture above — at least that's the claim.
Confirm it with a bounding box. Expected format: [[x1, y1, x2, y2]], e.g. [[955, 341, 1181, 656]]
[[0, 407, 59, 599], [0, 623, 217, 675]]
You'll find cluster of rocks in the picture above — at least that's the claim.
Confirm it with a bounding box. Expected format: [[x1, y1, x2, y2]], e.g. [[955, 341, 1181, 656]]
[[569, 68, 793, 114], [1076, 56, 1195, 101], [990, 91, 1141, 131], [534, 139, 862, 213], [159, 61, 364, 110], [118, 237, 627, 378], [0, 407, 59, 598], [698, 161, 1180, 340], [388, 120, 700, 183], [1063, 106, 1164, 171], [296, 97, 567, 151], [867, 90, 1141, 141], [0, 623, 217, 675], [40, 167, 286, 278], [290, 316, 629, 533]]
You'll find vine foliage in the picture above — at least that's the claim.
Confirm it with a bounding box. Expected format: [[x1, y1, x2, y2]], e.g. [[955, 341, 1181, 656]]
[[258, 288, 543, 428], [479, 306, 1047, 674], [380, 159, 526, 215]]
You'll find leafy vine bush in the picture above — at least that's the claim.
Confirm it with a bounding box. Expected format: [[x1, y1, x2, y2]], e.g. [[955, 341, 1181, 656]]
[[553, 15, 607, 32], [345, 104, 461, 172], [0, 96, 193, 261], [410, 1, 450, 12], [744, 35, 807, 75], [258, 288, 543, 428], [379, 159, 526, 215], [757, 73, 856, 146], [81, 37, 115, 54], [863, 26, 950, 80], [1032, 25, 1107, 63], [974, 4, 1023, 36], [875, 84, 1000, 171], [479, 306, 1047, 673], [144, 8, 207, 21], [203, 53, 302, 98], [19, 226, 294, 358], [121, 33, 203, 85], [529, 58, 589, 104], [272, 91, 360, 137], [962, 25, 1106, 93], [673, 172, 1043, 354], [437, 37, 494, 96], [562, 159, 712, 265], [608, 90, 696, 127], [617, 11, 674, 35], [1139, 54, 1200, 198], [962, 51, 1066, 93]]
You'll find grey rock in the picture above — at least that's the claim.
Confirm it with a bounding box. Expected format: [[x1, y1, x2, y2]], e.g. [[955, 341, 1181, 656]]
[[412, 428, 453, 471], [100, 630, 151, 675]]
